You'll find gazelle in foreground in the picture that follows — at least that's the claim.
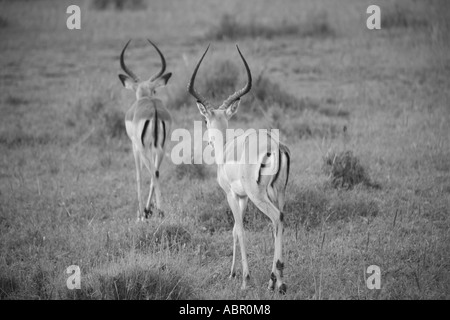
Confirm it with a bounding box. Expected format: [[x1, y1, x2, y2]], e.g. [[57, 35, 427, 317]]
[[118, 39, 172, 221], [188, 45, 291, 293]]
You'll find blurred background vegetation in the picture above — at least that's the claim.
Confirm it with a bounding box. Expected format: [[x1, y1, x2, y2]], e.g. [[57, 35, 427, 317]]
[[0, 0, 449, 299]]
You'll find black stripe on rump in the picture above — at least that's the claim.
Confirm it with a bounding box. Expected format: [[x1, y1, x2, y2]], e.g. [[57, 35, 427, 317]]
[[153, 106, 158, 148], [271, 149, 282, 187], [284, 150, 290, 187], [161, 121, 166, 147], [257, 153, 271, 184], [141, 120, 150, 147]]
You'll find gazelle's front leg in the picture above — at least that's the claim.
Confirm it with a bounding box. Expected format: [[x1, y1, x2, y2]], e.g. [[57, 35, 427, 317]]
[[227, 192, 250, 290], [132, 143, 143, 221]]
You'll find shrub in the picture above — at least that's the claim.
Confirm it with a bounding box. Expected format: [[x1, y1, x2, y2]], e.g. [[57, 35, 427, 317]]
[[5, 95, 28, 106], [204, 12, 335, 41], [322, 150, 379, 189], [171, 59, 321, 113], [0, 129, 52, 148], [91, 0, 147, 10], [0, 16, 8, 29], [382, 4, 429, 29]]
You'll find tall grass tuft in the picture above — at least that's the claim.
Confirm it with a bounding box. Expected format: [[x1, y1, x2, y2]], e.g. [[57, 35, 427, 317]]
[[68, 264, 193, 300]]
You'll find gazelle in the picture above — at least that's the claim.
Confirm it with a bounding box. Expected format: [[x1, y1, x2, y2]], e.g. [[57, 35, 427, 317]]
[[188, 45, 291, 293], [118, 39, 172, 221]]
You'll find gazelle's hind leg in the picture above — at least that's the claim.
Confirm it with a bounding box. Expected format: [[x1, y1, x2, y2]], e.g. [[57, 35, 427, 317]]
[[249, 192, 286, 294], [142, 148, 164, 218], [132, 144, 144, 222], [152, 149, 164, 217], [144, 179, 154, 218], [226, 192, 250, 290]]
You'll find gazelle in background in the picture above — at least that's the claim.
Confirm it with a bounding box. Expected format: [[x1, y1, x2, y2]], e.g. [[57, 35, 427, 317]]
[[188, 45, 291, 293], [118, 39, 172, 221]]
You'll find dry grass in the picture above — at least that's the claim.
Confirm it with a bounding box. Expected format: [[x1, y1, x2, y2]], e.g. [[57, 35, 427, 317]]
[[0, 0, 449, 300]]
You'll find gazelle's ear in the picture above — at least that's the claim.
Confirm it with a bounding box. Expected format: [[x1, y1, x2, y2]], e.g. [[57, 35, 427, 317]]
[[152, 72, 172, 89], [225, 99, 240, 119], [196, 102, 211, 118], [118, 74, 138, 91]]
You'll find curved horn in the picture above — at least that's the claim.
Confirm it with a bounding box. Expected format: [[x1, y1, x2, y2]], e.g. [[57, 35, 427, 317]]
[[147, 39, 167, 81], [222, 44, 252, 109], [120, 39, 140, 82], [187, 44, 212, 109]]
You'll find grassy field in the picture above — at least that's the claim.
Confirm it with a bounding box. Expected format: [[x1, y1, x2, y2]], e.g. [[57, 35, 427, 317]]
[[0, 0, 449, 300]]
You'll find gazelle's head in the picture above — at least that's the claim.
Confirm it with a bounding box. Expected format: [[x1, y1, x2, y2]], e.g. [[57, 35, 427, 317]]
[[118, 39, 172, 100], [188, 45, 252, 149]]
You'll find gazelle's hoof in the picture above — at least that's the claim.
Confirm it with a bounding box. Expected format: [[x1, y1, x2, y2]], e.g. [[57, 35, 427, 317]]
[[268, 272, 276, 291], [240, 274, 250, 290], [136, 211, 143, 222], [144, 207, 152, 219], [278, 283, 287, 295]]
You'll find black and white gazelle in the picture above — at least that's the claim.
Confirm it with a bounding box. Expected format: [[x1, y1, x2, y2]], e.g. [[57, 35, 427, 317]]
[[188, 45, 291, 293], [118, 39, 172, 221]]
